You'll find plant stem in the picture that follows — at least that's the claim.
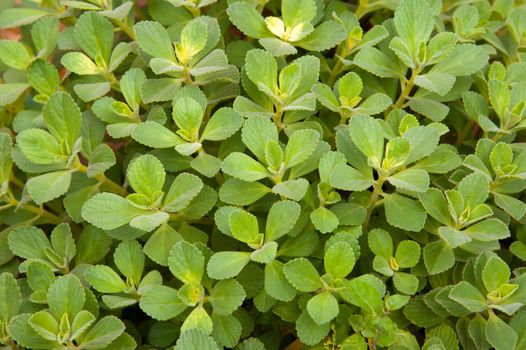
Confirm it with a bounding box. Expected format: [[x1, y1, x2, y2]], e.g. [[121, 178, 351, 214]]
[[6, 196, 62, 224], [187, 6, 201, 17], [392, 66, 421, 110], [273, 104, 284, 130], [364, 177, 385, 230], [327, 58, 345, 87], [113, 18, 136, 40], [75, 162, 126, 196]]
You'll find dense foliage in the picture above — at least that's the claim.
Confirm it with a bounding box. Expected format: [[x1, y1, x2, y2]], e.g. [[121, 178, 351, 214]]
[[1, 0, 526, 349]]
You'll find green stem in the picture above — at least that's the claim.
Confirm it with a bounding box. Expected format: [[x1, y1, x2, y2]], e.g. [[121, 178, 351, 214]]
[[364, 177, 385, 230], [392, 66, 422, 110], [76, 162, 126, 196], [273, 104, 284, 130], [113, 18, 136, 40], [5, 197, 62, 225], [187, 5, 201, 17], [355, 0, 368, 19]]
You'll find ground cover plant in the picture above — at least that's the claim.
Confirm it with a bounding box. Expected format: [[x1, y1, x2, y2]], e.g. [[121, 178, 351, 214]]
[[1, 0, 526, 348]]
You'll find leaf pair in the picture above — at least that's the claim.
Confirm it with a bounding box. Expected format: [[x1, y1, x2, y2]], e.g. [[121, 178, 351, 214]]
[[227, 0, 346, 56], [140, 241, 246, 346], [132, 86, 243, 177], [82, 154, 207, 232], [368, 229, 421, 294]]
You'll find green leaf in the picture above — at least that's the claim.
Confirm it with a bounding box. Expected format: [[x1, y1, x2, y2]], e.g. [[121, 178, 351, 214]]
[[419, 188, 450, 225], [28, 311, 59, 341], [120, 68, 146, 111], [43, 92, 82, 148], [414, 72, 456, 96], [210, 279, 246, 315], [348, 115, 384, 168], [408, 98, 449, 122], [174, 329, 220, 350], [295, 310, 331, 346], [9, 314, 58, 349], [87, 144, 116, 178], [74, 12, 113, 62], [50, 223, 75, 265], [201, 107, 243, 141], [0, 40, 34, 70], [482, 255, 510, 292], [179, 19, 207, 60], [464, 218, 510, 242], [449, 281, 487, 312], [250, 241, 277, 264], [85, 265, 127, 293], [47, 275, 85, 319], [31, 16, 57, 59], [494, 192, 526, 221], [8, 226, 51, 260], [164, 173, 203, 212], [368, 229, 393, 259], [357, 93, 392, 115], [82, 193, 146, 230], [0, 272, 21, 321], [354, 47, 403, 78], [486, 312, 517, 350], [16, 129, 64, 164], [131, 121, 182, 148], [265, 200, 301, 241], [283, 129, 320, 168], [393, 0, 435, 55], [387, 168, 430, 193], [61, 52, 100, 75], [311, 83, 339, 111], [325, 241, 355, 279], [0, 83, 29, 106], [432, 44, 489, 76], [393, 272, 419, 294], [283, 258, 322, 292], [168, 242, 204, 285], [264, 260, 296, 302], [395, 240, 421, 268], [229, 209, 260, 244], [0, 8, 48, 28], [307, 292, 339, 325], [172, 97, 203, 138], [207, 252, 251, 280], [143, 224, 182, 266], [127, 154, 166, 197], [27, 170, 73, 205], [140, 285, 186, 320], [271, 178, 309, 201], [141, 78, 181, 103], [181, 305, 213, 334], [296, 20, 347, 52], [384, 193, 426, 232], [341, 278, 383, 312], [310, 206, 339, 234], [78, 316, 125, 349], [222, 152, 269, 181], [114, 240, 144, 286], [245, 49, 277, 93], [241, 116, 279, 163], [423, 241, 455, 275], [330, 164, 374, 191], [134, 20, 175, 60], [219, 179, 270, 206], [227, 3, 271, 39], [211, 314, 242, 348]]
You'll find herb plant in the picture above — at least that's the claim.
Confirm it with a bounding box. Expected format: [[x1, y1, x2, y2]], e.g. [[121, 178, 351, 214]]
[[1, 0, 526, 349]]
